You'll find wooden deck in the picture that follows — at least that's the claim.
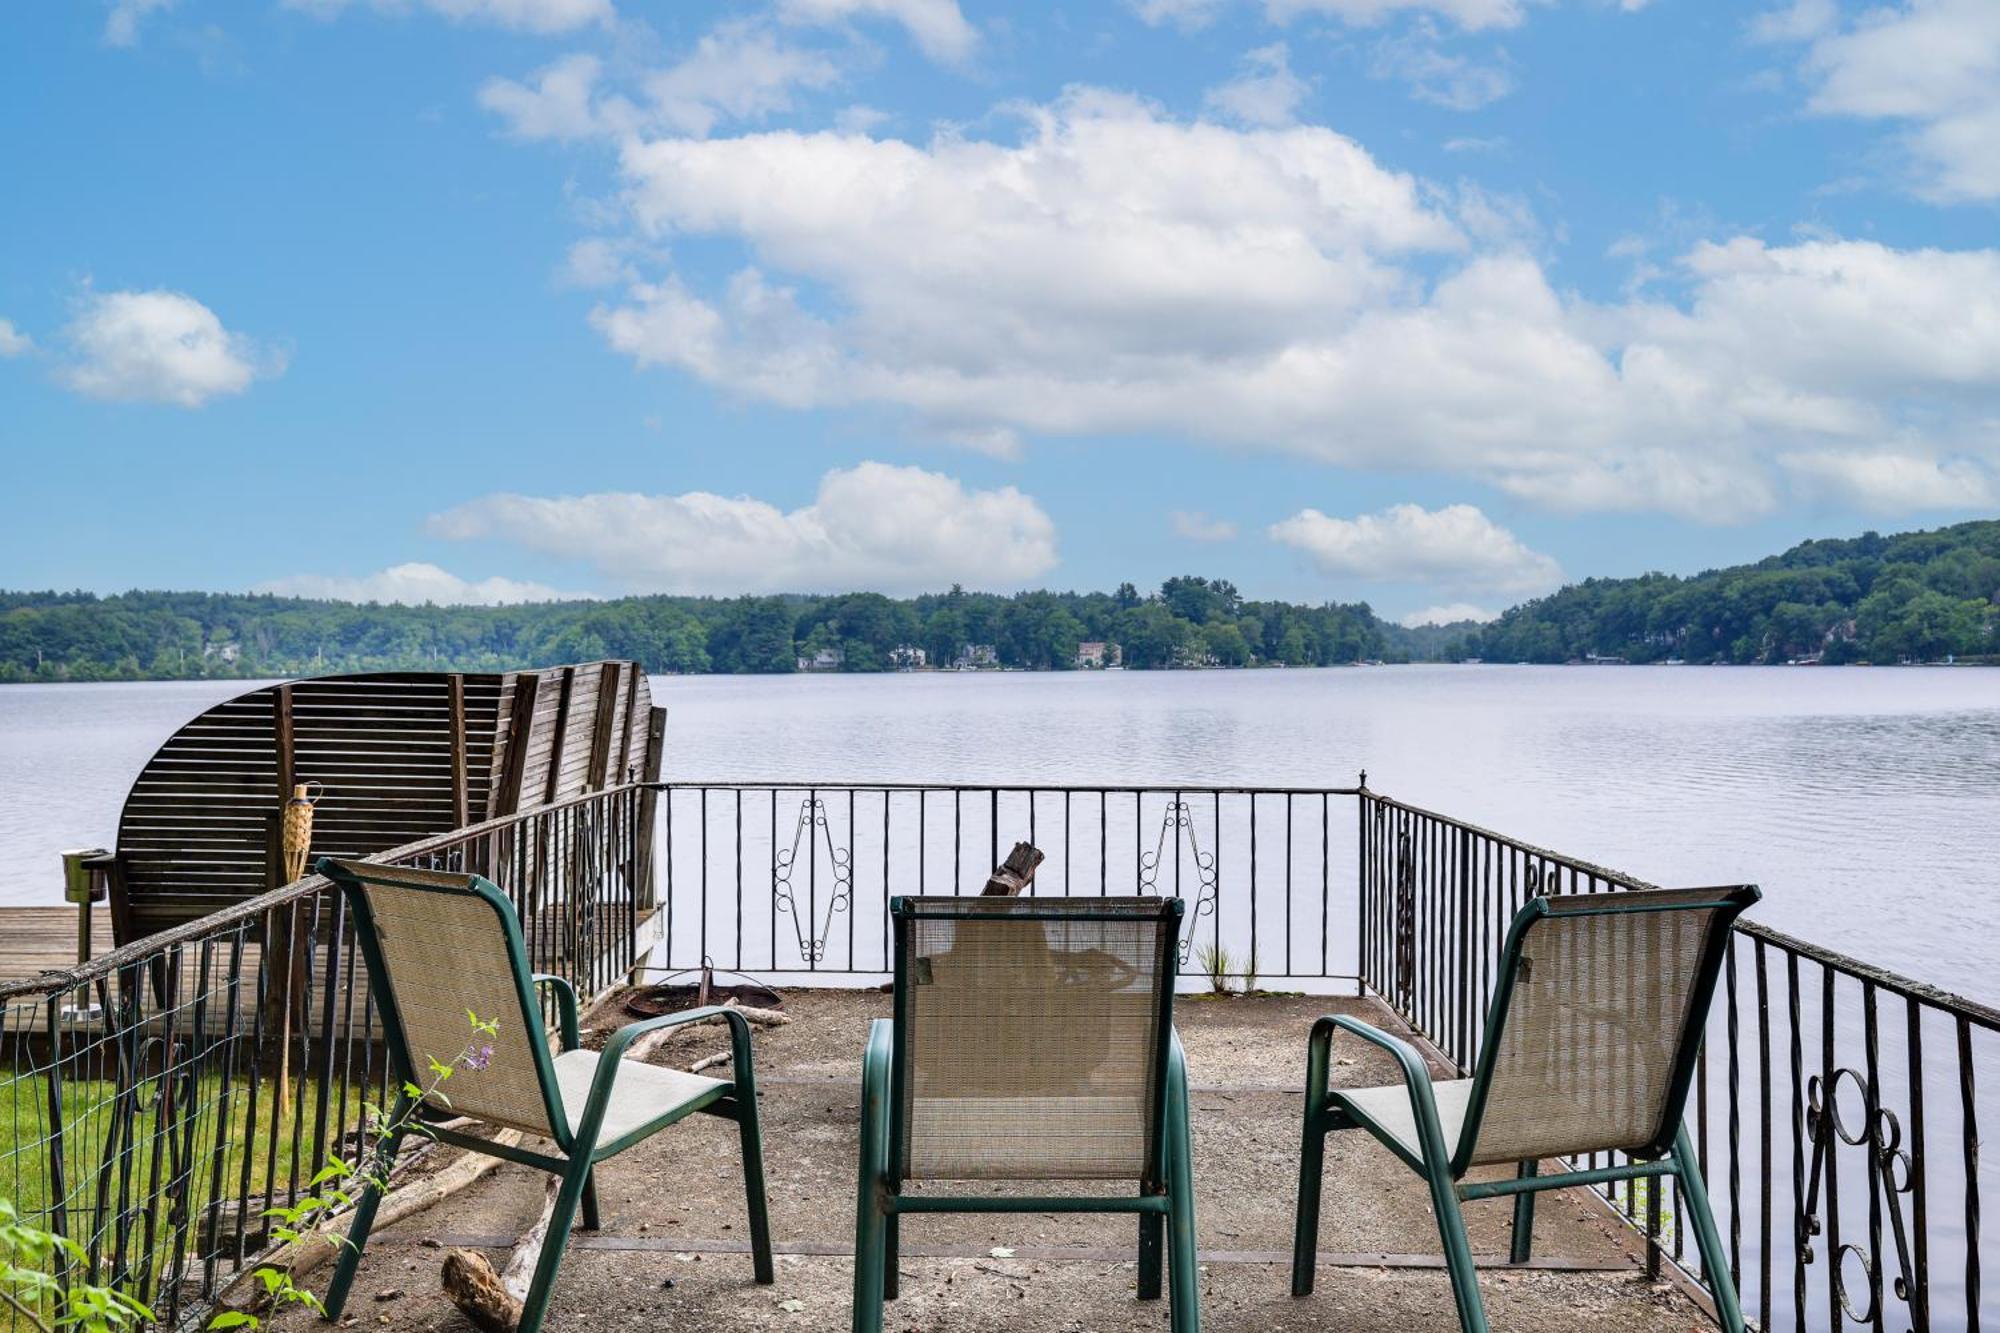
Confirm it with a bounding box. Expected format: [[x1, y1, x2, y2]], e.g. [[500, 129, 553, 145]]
[[0, 906, 115, 984]]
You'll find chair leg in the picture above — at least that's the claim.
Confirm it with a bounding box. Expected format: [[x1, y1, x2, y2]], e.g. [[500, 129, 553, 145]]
[[1508, 1159, 1537, 1264], [882, 1212, 900, 1301], [1137, 1210, 1164, 1300], [514, 1157, 593, 1333], [733, 1095, 775, 1284], [323, 1109, 409, 1320], [581, 1167, 602, 1232], [1290, 1019, 1334, 1297], [1165, 1041, 1201, 1333], [1673, 1127, 1746, 1333], [853, 1023, 892, 1333], [1424, 1173, 1489, 1333]]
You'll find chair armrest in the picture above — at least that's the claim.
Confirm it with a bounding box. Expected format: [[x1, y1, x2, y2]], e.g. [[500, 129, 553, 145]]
[[859, 1018, 895, 1189], [1309, 1013, 1434, 1094], [531, 973, 580, 1051], [598, 1004, 752, 1066], [1309, 1013, 1457, 1172], [572, 1005, 758, 1150]]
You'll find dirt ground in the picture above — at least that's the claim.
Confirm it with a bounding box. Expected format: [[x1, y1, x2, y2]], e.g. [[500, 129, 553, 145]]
[[268, 990, 1712, 1333]]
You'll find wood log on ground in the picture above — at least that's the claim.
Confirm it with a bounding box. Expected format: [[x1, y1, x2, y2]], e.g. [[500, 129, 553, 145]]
[[981, 841, 1044, 896], [212, 1128, 525, 1315]]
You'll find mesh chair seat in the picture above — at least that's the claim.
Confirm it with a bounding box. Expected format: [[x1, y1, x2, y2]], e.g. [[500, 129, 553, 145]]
[[908, 1094, 1150, 1179], [1333, 1080, 1474, 1164], [552, 1050, 729, 1145]]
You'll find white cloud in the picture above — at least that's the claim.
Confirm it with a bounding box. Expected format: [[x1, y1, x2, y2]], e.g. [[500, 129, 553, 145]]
[[567, 89, 2000, 522], [1370, 25, 1515, 109], [1780, 450, 1996, 512], [1267, 0, 1534, 33], [1204, 43, 1310, 127], [835, 104, 891, 133], [481, 26, 843, 143], [0, 319, 31, 358], [559, 237, 635, 288], [286, 0, 611, 34], [776, 0, 977, 64], [647, 22, 843, 137], [60, 289, 280, 408], [1129, 0, 1230, 30], [1399, 602, 1500, 626], [480, 53, 610, 142], [1751, 0, 1834, 44], [104, 0, 174, 46], [1270, 503, 1562, 594], [1766, 0, 2000, 202], [427, 461, 1058, 595], [258, 563, 583, 606], [1170, 510, 1239, 542]]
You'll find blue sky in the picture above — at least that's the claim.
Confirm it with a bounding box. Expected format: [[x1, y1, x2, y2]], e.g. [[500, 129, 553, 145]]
[[2, 0, 1996, 624]]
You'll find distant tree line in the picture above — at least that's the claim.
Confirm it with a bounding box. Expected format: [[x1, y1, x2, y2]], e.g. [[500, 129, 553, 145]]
[[1464, 520, 2000, 665], [7, 520, 1995, 683], [0, 577, 1387, 682]]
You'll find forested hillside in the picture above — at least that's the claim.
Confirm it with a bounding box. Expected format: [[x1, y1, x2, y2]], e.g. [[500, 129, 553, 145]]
[[1469, 520, 2000, 664], [0, 577, 1386, 682], [7, 520, 1995, 682]]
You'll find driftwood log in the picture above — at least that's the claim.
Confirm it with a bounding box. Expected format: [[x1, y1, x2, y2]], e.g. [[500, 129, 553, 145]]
[[441, 999, 789, 1331], [212, 1127, 525, 1316], [982, 841, 1044, 896]]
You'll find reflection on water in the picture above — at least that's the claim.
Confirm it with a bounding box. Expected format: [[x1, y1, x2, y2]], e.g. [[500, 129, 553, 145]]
[[1, 667, 1996, 997]]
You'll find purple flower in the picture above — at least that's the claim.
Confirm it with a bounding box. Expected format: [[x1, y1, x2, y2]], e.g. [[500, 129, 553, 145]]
[[466, 1043, 494, 1071]]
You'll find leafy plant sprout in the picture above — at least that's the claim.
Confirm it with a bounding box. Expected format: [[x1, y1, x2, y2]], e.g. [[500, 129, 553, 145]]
[[0, 1199, 154, 1332], [206, 1009, 501, 1331]]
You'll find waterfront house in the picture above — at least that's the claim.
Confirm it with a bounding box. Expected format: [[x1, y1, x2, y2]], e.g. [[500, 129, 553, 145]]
[[1076, 639, 1119, 668], [797, 646, 845, 672]]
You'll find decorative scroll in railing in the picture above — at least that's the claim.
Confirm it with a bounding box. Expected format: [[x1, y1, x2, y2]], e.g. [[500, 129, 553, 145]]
[[1357, 789, 1998, 1333], [0, 782, 651, 1330], [655, 784, 1364, 982]]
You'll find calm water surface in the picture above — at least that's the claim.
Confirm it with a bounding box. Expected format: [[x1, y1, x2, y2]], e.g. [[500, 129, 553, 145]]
[[2, 668, 1995, 998]]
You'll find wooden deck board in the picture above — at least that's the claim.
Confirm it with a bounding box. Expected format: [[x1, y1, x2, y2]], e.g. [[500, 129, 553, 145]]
[[0, 906, 116, 984]]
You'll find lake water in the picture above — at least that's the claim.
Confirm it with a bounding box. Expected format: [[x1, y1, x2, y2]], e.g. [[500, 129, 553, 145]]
[[2, 667, 1996, 1000]]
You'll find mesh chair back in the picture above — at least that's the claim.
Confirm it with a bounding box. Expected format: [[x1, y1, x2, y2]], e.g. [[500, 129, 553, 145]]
[[321, 859, 562, 1140], [1460, 885, 1757, 1168], [893, 896, 1179, 1182]]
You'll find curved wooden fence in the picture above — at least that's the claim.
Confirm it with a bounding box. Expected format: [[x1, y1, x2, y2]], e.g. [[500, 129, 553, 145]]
[[109, 663, 658, 943]]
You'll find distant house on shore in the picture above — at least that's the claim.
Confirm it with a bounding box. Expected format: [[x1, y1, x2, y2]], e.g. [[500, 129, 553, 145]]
[[1076, 640, 1120, 668], [955, 644, 998, 669], [797, 646, 844, 672], [889, 644, 927, 670]]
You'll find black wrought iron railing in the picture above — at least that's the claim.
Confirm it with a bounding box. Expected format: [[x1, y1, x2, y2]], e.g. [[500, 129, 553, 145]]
[[657, 780, 1995, 1331], [654, 783, 1365, 983], [5, 775, 1990, 1332], [1359, 789, 1998, 1333], [0, 782, 651, 1328]]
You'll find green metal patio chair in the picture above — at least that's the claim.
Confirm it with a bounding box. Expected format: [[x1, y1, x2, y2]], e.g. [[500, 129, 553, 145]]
[[1291, 883, 1760, 1332], [853, 895, 1198, 1333], [315, 858, 774, 1333]]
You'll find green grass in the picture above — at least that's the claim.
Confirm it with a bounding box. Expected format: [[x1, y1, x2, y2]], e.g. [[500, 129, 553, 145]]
[[0, 1066, 332, 1323]]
